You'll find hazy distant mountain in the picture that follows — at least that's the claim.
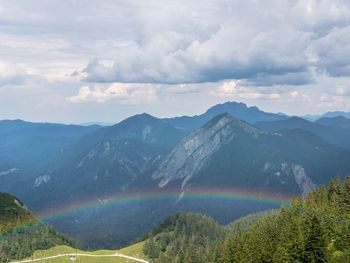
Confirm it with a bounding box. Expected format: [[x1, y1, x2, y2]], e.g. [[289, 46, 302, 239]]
[[163, 101, 287, 131], [1, 102, 350, 249], [0, 120, 100, 168], [316, 116, 350, 130], [25, 113, 184, 209], [322, 111, 350, 119], [300, 114, 322, 121], [79, 121, 114, 126], [256, 116, 350, 150], [0, 120, 100, 197]]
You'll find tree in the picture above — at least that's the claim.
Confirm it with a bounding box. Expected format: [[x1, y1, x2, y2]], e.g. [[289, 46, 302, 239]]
[[143, 238, 160, 262], [328, 178, 342, 209], [342, 176, 350, 212], [304, 215, 327, 263]]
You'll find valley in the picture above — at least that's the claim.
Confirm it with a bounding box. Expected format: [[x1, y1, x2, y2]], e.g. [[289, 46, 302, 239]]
[[1, 102, 350, 250]]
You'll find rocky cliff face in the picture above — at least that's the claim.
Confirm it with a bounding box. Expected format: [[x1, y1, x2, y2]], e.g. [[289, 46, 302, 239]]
[[152, 114, 262, 189], [262, 162, 316, 196]]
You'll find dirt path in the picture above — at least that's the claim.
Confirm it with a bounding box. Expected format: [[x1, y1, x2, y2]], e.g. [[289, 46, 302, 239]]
[[11, 253, 149, 263]]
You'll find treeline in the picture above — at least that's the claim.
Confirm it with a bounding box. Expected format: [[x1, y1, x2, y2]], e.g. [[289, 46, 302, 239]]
[[143, 177, 350, 262], [0, 223, 76, 262], [143, 213, 224, 263], [219, 176, 350, 263]]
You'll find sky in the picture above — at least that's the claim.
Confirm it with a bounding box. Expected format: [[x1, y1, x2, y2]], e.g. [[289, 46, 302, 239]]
[[1, 0, 350, 123]]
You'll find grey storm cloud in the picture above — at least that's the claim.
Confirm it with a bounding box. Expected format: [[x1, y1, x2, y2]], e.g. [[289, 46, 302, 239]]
[[76, 0, 350, 85], [82, 24, 311, 85], [2, 0, 350, 86]]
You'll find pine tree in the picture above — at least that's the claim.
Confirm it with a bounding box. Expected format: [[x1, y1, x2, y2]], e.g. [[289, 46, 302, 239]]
[[304, 215, 327, 263], [328, 178, 342, 209], [342, 176, 350, 212]]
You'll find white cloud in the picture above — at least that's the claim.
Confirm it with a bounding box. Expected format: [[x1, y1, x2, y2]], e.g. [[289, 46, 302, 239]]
[[318, 91, 350, 109], [335, 84, 350, 96], [212, 81, 281, 100], [67, 83, 158, 104], [0, 62, 30, 86], [310, 26, 350, 77], [76, 0, 350, 85], [289, 90, 311, 102]]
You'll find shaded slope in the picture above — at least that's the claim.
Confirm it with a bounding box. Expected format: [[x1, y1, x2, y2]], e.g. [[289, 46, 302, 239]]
[[256, 116, 350, 150], [316, 115, 350, 130]]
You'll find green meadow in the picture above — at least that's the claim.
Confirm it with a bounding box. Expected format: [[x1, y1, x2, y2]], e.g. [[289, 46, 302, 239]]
[[18, 242, 147, 263]]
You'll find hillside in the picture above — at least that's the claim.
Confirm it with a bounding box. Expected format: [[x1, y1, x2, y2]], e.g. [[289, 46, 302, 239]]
[[16, 242, 148, 263], [217, 176, 350, 262], [142, 213, 224, 262], [0, 193, 75, 262], [142, 177, 350, 263], [0, 193, 36, 232]]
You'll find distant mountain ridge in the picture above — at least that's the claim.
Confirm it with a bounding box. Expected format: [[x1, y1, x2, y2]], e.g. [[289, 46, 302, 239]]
[[322, 111, 350, 119], [163, 101, 287, 131], [1, 101, 350, 249], [255, 116, 350, 150], [316, 116, 350, 130]]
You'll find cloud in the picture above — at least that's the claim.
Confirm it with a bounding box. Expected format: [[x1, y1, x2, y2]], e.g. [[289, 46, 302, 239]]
[[75, 0, 350, 86], [2, 0, 350, 122], [162, 84, 203, 95], [3, 0, 350, 87], [67, 83, 158, 104], [335, 85, 350, 96], [0, 62, 30, 86], [212, 81, 281, 100], [289, 90, 311, 102], [81, 23, 312, 85], [310, 26, 350, 77]]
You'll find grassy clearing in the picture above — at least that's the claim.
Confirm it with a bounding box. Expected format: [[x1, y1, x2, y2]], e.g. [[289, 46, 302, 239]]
[[18, 242, 147, 263]]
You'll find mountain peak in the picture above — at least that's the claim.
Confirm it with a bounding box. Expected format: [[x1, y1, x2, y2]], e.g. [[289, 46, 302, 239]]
[[206, 101, 248, 115], [204, 112, 233, 125], [153, 113, 262, 188], [116, 112, 158, 125], [288, 116, 310, 123], [204, 112, 262, 137]]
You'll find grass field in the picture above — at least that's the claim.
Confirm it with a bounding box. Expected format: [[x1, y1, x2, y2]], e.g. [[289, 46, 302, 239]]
[[16, 242, 148, 263]]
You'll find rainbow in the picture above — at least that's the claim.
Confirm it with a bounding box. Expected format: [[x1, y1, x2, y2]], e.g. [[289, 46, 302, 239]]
[[38, 188, 292, 221]]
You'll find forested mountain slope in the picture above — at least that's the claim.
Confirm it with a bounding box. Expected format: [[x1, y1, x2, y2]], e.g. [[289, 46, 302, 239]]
[[0, 193, 75, 262], [143, 177, 350, 263]]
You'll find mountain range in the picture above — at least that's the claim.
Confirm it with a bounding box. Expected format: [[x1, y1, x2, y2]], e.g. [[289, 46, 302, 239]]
[[1, 101, 350, 249]]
